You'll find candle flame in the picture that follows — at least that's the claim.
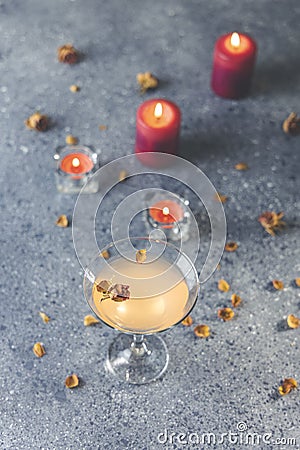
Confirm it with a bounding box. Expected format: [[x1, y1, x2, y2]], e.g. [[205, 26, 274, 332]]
[[72, 157, 80, 168], [162, 207, 169, 216], [231, 32, 240, 48], [154, 102, 163, 119]]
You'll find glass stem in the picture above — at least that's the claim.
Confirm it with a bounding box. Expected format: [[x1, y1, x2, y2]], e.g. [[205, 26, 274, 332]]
[[130, 334, 151, 357]]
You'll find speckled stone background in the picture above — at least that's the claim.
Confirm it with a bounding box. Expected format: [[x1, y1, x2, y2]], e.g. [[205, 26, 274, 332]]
[[1, 1, 300, 449]]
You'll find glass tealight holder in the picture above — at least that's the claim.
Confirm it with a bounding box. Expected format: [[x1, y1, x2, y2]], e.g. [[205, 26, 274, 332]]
[[54, 145, 99, 194]]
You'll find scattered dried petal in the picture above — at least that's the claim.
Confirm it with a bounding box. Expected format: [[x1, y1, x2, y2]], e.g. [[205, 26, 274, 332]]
[[58, 44, 79, 64], [272, 279, 284, 290], [25, 112, 48, 131], [231, 293, 242, 308], [218, 307, 235, 321], [95, 280, 111, 293], [136, 71, 159, 93], [282, 112, 300, 135], [194, 324, 210, 338], [65, 374, 79, 388], [258, 211, 285, 236], [295, 278, 300, 287], [181, 315, 193, 326], [55, 214, 69, 228], [235, 162, 248, 171], [84, 315, 100, 326], [109, 283, 130, 302], [118, 170, 128, 182], [287, 314, 300, 329], [100, 249, 110, 259], [215, 193, 228, 203], [70, 84, 80, 92], [33, 342, 46, 358], [218, 279, 230, 292], [98, 125, 107, 131], [225, 242, 238, 252], [278, 378, 298, 396], [66, 135, 78, 145], [39, 312, 50, 323], [136, 249, 147, 263]]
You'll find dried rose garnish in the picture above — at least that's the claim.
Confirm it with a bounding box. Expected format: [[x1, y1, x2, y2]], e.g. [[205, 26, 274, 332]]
[[136, 72, 158, 93], [136, 249, 147, 263], [194, 324, 210, 338], [225, 242, 238, 252], [100, 249, 110, 259], [84, 315, 100, 326], [272, 279, 284, 290], [181, 315, 193, 326], [231, 293, 242, 308], [65, 374, 79, 388], [295, 278, 300, 287], [55, 215, 69, 228], [66, 135, 78, 145], [39, 312, 50, 323], [96, 280, 111, 293], [118, 170, 128, 182], [258, 211, 285, 236], [235, 162, 248, 170], [278, 378, 298, 396], [215, 193, 228, 203], [58, 44, 79, 64], [218, 307, 234, 321], [109, 283, 130, 302], [70, 84, 80, 92], [287, 314, 300, 329], [218, 279, 230, 292], [33, 342, 46, 358], [282, 112, 300, 135], [25, 112, 49, 131]]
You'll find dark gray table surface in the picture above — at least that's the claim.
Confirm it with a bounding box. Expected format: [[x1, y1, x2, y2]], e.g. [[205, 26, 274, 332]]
[[1, 1, 300, 449]]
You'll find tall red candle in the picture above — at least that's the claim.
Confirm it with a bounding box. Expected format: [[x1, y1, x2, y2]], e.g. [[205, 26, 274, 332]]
[[211, 32, 257, 99], [135, 99, 181, 165]]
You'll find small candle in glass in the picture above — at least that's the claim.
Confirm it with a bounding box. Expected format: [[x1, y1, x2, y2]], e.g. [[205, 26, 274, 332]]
[[54, 145, 99, 194]]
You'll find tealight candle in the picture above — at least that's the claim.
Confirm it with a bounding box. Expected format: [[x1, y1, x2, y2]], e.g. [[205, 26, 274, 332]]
[[54, 145, 98, 194], [211, 32, 257, 99], [149, 200, 184, 229], [135, 98, 181, 166]]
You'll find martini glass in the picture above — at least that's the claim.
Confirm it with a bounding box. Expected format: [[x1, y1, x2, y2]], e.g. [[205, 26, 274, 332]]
[[83, 237, 199, 384]]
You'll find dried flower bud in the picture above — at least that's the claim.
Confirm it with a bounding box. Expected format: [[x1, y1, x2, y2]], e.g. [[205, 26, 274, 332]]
[[25, 112, 49, 132], [272, 279, 284, 290], [96, 280, 111, 293], [136, 72, 159, 93], [218, 279, 230, 292], [136, 249, 147, 263], [58, 44, 79, 64], [100, 249, 110, 259], [231, 293, 242, 308], [282, 112, 300, 135], [225, 242, 238, 252], [218, 307, 235, 321], [194, 324, 210, 338], [181, 315, 193, 326], [55, 214, 69, 228], [84, 315, 100, 326], [98, 125, 107, 131], [278, 378, 298, 396], [109, 283, 130, 302], [39, 312, 50, 323], [287, 314, 300, 329], [33, 342, 46, 358], [118, 170, 128, 182], [295, 278, 300, 287], [65, 374, 79, 388], [235, 162, 248, 171], [215, 193, 228, 203], [65, 135, 78, 145], [70, 84, 80, 92], [258, 211, 285, 236]]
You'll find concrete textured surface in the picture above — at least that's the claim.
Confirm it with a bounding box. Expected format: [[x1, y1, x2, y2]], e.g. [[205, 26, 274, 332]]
[[0, 0, 300, 449]]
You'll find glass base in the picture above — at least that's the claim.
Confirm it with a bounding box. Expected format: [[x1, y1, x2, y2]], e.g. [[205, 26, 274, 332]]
[[105, 333, 169, 384]]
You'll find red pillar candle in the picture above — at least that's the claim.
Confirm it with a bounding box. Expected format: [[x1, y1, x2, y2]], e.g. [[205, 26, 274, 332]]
[[135, 99, 181, 165], [211, 32, 257, 99]]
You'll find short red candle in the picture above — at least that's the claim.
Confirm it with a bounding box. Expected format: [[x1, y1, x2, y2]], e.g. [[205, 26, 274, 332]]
[[135, 99, 181, 165], [149, 200, 184, 229], [211, 32, 257, 99], [60, 152, 94, 176]]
